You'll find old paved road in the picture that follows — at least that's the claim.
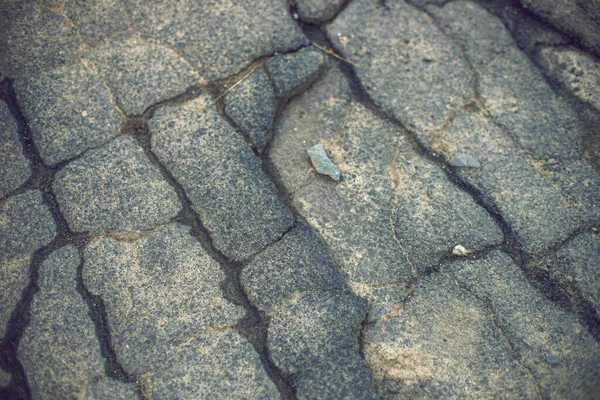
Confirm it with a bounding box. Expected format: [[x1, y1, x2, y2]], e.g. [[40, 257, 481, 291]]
[[1, 0, 600, 398]]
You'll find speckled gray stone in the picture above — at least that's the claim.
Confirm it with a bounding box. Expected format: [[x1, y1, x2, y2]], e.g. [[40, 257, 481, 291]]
[[349, 282, 409, 323], [364, 273, 539, 399], [0, 190, 57, 337], [223, 67, 274, 151], [295, 0, 347, 23], [53, 135, 180, 233], [0, 369, 11, 387], [147, 330, 279, 399], [444, 250, 600, 399], [431, 1, 585, 160], [265, 47, 326, 97], [241, 223, 343, 312], [83, 33, 200, 115], [430, 110, 582, 257], [0, 1, 81, 77], [14, 61, 123, 165], [150, 95, 294, 261], [268, 290, 367, 375], [125, 0, 307, 82], [83, 223, 244, 375], [307, 143, 340, 180], [448, 152, 481, 168], [327, 0, 472, 134], [0, 101, 30, 198], [19, 245, 138, 400]]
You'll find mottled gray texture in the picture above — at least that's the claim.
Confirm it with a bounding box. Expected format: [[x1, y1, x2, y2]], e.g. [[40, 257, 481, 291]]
[[431, 1, 585, 160], [13, 61, 123, 165], [147, 330, 279, 399], [365, 273, 539, 399], [430, 110, 582, 256], [150, 95, 294, 261], [327, 0, 472, 134], [536, 46, 600, 112], [241, 223, 343, 312], [516, 0, 600, 57], [223, 67, 274, 151], [268, 290, 367, 375], [295, 348, 380, 400], [349, 282, 408, 323], [270, 69, 502, 285], [265, 46, 326, 97], [0, 190, 57, 337], [83, 223, 244, 375], [0, 369, 10, 387], [83, 34, 200, 115], [19, 245, 138, 400], [448, 152, 481, 168], [0, 101, 30, 198], [124, 0, 307, 82], [295, 0, 347, 23], [307, 143, 340, 180], [54, 135, 180, 233], [444, 250, 600, 399], [0, 1, 81, 77]]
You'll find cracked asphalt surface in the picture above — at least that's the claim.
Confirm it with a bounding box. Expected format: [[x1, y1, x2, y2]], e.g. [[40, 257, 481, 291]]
[[1, 0, 600, 399]]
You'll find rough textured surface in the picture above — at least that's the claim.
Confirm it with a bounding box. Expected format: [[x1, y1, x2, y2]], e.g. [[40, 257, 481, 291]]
[[365, 273, 539, 399], [54, 135, 180, 233], [327, 0, 472, 134], [150, 95, 294, 261], [125, 0, 307, 82], [83, 223, 244, 375], [443, 250, 600, 399], [0, 190, 57, 337], [224, 67, 275, 151], [0, 101, 30, 198], [265, 46, 326, 97], [295, 0, 347, 23], [307, 143, 340, 180], [83, 34, 200, 115], [14, 61, 123, 165], [19, 246, 138, 400]]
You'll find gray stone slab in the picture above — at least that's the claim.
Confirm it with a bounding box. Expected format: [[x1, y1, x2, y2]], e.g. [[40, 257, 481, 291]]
[[150, 95, 294, 262], [431, 110, 582, 257], [146, 330, 279, 399], [83, 33, 200, 115], [536, 46, 600, 112], [0, 1, 81, 77], [349, 282, 408, 323], [270, 71, 502, 284], [19, 245, 138, 400], [364, 273, 539, 399], [13, 61, 123, 165], [53, 135, 180, 233], [265, 47, 326, 98], [223, 67, 274, 151], [0, 101, 30, 198], [241, 223, 343, 312], [267, 290, 367, 375], [82, 223, 244, 375], [0, 190, 57, 337], [295, 348, 380, 400], [431, 1, 585, 160], [327, 0, 472, 134], [124, 0, 307, 82], [295, 0, 346, 23], [516, 0, 600, 57], [443, 250, 600, 399], [47, 0, 129, 45]]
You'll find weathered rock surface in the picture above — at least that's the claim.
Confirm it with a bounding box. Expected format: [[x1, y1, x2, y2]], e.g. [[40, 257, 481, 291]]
[[295, 0, 347, 23], [265, 46, 326, 98], [0, 101, 30, 198], [54, 135, 180, 233], [14, 61, 123, 165], [19, 245, 138, 400], [150, 95, 294, 261], [0, 190, 57, 337]]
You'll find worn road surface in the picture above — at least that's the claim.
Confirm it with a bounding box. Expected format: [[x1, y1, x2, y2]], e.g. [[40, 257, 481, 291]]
[[1, 0, 600, 399]]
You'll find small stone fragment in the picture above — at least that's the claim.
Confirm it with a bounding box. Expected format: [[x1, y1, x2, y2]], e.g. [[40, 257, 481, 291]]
[[449, 152, 481, 168], [452, 244, 471, 256], [307, 143, 340, 181]]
